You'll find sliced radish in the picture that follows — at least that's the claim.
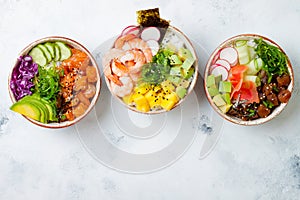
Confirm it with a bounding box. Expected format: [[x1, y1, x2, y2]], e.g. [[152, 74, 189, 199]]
[[146, 39, 159, 56], [126, 27, 140, 36], [209, 64, 224, 74], [121, 25, 136, 35], [210, 65, 228, 81], [212, 50, 221, 64], [215, 59, 231, 71], [121, 25, 140, 36], [141, 27, 161, 41], [219, 47, 238, 66]]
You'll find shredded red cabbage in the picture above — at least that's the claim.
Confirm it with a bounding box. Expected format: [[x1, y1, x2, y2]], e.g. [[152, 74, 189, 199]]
[[10, 55, 38, 100]]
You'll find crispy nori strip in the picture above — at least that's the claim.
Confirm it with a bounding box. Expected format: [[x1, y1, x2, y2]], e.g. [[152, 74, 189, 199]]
[[136, 8, 169, 28]]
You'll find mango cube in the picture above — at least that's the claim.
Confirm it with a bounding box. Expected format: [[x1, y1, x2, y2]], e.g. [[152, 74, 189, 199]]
[[132, 93, 150, 112], [145, 90, 162, 108], [160, 92, 179, 111], [134, 83, 151, 95]]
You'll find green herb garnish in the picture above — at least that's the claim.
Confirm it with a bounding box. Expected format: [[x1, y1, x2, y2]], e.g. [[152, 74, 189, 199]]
[[141, 63, 170, 84], [254, 38, 288, 83], [152, 48, 174, 67], [141, 49, 173, 84], [34, 63, 61, 102], [247, 108, 256, 117], [263, 100, 274, 109]]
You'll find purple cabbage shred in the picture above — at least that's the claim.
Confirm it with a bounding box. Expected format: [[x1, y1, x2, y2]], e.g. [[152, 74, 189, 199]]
[[10, 55, 38, 101]]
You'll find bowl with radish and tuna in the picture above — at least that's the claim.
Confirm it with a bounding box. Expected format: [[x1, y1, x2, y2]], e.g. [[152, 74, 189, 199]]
[[102, 10, 198, 114], [8, 36, 101, 128], [204, 34, 294, 125]]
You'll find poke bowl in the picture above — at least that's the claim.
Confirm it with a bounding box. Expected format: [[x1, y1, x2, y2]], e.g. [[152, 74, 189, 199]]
[[102, 8, 198, 114], [8, 36, 101, 128], [204, 34, 294, 125]]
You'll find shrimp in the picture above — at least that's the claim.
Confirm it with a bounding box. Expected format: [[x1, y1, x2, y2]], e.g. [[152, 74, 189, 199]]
[[74, 76, 88, 92], [119, 50, 146, 74], [110, 76, 134, 97], [83, 84, 96, 99], [127, 38, 153, 62], [102, 48, 124, 70], [114, 34, 136, 49], [86, 65, 98, 83], [102, 48, 125, 86], [111, 59, 129, 77], [73, 102, 89, 118], [77, 91, 91, 107]]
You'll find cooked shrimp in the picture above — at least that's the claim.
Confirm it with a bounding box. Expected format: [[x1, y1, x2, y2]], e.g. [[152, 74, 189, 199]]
[[114, 34, 136, 49], [83, 84, 96, 99], [110, 76, 134, 97], [86, 65, 98, 83], [73, 102, 88, 118], [120, 50, 146, 74], [111, 59, 129, 77], [77, 91, 91, 107], [127, 38, 153, 62], [102, 48, 124, 70], [74, 76, 88, 92], [103, 48, 125, 86], [104, 64, 123, 86], [70, 96, 80, 107]]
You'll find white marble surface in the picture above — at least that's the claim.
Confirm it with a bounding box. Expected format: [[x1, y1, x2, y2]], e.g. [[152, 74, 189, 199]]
[[1, 0, 300, 199]]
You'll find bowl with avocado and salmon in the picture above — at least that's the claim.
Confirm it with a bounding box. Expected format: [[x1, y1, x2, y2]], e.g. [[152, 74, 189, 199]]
[[8, 36, 101, 128], [204, 34, 294, 125]]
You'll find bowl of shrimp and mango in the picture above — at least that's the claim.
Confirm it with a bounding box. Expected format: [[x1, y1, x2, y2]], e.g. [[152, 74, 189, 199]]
[[102, 8, 198, 114], [9, 36, 101, 128]]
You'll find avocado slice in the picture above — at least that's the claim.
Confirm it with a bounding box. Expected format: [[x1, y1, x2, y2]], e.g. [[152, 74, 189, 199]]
[[178, 48, 193, 61], [176, 86, 187, 99], [170, 66, 182, 76], [222, 93, 231, 105], [208, 85, 219, 97], [206, 74, 216, 88], [169, 54, 182, 65], [29, 94, 57, 122], [167, 75, 181, 85], [214, 74, 222, 88], [39, 98, 57, 122], [21, 97, 49, 123], [17, 95, 50, 123], [219, 81, 232, 93], [181, 58, 195, 71], [178, 79, 190, 88], [212, 94, 226, 107], [10, 102, 41, 121], [183, 67, 195, 79], [219, 104, 232, 113]]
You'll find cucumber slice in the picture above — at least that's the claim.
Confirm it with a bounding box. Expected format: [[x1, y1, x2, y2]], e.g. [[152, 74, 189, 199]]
[[29, 47, 48, 66], [44, 42, 55, 59], [235, 41, 250, 65], [37, 44, 52, 63], [54, 44, 61, 61], [235, 40, 247, 47], [55, 41, 71, 61]]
